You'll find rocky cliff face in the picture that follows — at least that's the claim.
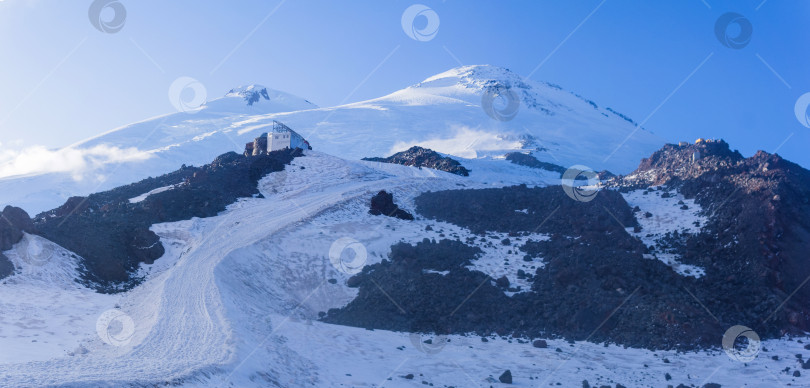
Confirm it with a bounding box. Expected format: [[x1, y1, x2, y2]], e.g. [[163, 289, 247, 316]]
[[363, 146, 470, 176]]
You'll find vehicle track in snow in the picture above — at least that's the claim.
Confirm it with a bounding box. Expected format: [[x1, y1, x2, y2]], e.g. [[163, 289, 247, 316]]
[[0, 152, 453, 386]]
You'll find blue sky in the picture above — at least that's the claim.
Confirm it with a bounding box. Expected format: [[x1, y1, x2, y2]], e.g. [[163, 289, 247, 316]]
[[0, 0, 808, 167]]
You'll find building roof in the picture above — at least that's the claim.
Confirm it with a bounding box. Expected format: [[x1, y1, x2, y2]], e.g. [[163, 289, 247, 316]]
[[270, 120, 294, 133]]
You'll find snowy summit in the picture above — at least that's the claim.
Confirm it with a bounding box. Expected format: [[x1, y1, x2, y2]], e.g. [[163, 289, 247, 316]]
[[208, 84, 318, 112]]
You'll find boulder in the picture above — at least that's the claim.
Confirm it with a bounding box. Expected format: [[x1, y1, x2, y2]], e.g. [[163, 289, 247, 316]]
[[0, 206, 32, 251], [0, 253, 14, 279], [0, 206, 32, 280], [498, 370, 512, 384], [369, 191, 414, 221]]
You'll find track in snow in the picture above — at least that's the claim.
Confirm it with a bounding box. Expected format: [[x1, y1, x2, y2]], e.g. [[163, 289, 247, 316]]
[[0, 151, 459, 386]]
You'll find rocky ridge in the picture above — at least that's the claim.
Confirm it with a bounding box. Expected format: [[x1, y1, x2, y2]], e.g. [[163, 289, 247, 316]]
[[326, 139, 810, 351], [363, 146, 470, 176]]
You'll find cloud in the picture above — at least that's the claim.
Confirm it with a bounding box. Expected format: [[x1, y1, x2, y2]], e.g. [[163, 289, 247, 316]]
[[389, 125, 525, 159], [0, 144, 152, 180]]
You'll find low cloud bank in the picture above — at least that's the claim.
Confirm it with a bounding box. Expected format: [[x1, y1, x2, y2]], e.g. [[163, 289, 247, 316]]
[[0, 144, 152, 180]]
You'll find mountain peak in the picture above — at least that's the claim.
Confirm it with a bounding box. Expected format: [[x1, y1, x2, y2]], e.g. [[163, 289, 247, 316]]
[[408, 65, 634, 123], [205, 84, 318, 112], [225, 84, 273, 106], [417, 65, 528, 90], [422, 64, 518, 81]]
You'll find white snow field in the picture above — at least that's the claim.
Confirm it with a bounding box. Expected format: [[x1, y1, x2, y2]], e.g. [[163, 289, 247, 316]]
[[0, 152, 805, 387], [0, 65, 664, 215]]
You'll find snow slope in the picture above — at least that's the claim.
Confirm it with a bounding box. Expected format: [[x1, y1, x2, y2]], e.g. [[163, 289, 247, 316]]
[[0, 65, 663, 214], [0, 152, 802, 387], [0, 234, 117, 364]]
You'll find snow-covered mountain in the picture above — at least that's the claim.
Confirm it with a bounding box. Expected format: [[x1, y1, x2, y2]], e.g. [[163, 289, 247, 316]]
[[1, 142, 808, 386], [0, 84, 319, 215], [0, 65, 663, 214]]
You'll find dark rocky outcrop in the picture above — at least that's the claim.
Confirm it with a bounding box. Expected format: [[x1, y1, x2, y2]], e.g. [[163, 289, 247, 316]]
[[610, 139, 810, 337], [414, 184, 638, 236], [0, 206, 33, 279], [369, 191, 413, 220], [505, 152, 566, 175], [33, 148, 302, 292], [228, 86, 271, 106], [0, 255, 13, 279], [48, 196, 90, 218], [0, 206, 33, 249], [249, 135, 268, 156], [328, 186, 707, 349], [323, 239, 501, 333], [619, 140, 743, 187], [326, 140, 810, 350], [499, 370, 512, 384], [363, 146, 470, 176]]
